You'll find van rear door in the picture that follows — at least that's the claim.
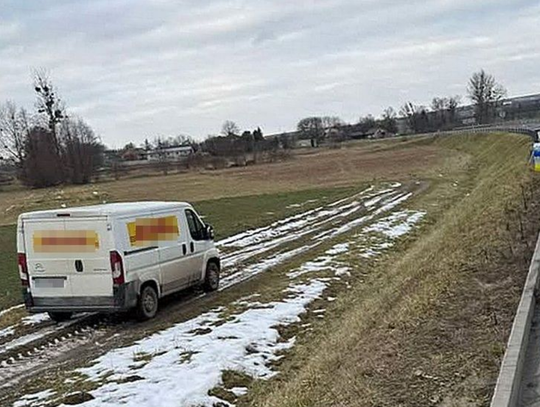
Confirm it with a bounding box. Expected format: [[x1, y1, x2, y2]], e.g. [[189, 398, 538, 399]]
[[24, 218, 71, 299], [23, 216, 113, 300], [64, 217, 112, 298]]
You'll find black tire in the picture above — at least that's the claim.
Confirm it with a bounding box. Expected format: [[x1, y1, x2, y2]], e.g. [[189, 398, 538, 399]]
[[136, 284, 159, 320], [48, 311, 72, 323], [203, 261, 220, 292]]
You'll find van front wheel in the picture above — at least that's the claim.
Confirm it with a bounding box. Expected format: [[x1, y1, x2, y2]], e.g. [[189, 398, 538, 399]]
[[136, 285, 159, 320], [203, 261, 220, 292], [48, 312, 72, 323]]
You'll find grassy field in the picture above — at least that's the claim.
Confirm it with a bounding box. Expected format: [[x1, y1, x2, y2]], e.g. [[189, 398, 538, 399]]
[[242, 132, 538, 407], [0, 137, 457, 225], [0, 224, 18, 311]]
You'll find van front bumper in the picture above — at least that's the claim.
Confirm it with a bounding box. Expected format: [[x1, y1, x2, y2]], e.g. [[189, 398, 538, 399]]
[[23, 282, 139, 313]]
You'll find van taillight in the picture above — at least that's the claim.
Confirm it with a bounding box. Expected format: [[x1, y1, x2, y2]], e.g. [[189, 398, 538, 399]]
[[18, 253, 29, 287], [109, 250, 124, 285]]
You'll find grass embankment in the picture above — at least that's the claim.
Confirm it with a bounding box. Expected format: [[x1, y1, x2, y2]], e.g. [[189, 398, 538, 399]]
[[244, 132, 538, 407], [0, 187, 357, 311]]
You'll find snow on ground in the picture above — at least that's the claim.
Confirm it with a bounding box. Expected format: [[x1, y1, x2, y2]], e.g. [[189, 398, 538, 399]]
[[0, 328, 58, 355], [13, 185, 425, 407], [286, 199, 318, 209], [358, 210, 425, 258], [21, 313, 49, 326], [13, 390, 56, 407], [230, 387, 248, 396], [221, 186, 411, 288], [218, 184, 398, 251], [0, 326, 15, 339], [0, 314, 86, 357], [63, 280, 327, 407], [364, 210, 426, 238]]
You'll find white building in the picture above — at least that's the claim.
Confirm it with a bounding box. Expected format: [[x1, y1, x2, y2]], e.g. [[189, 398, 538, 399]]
[[147, 146, 194, 162]]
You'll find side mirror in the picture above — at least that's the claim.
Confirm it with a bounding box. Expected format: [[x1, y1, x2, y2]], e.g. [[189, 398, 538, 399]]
[[205, 225, 215, 240]]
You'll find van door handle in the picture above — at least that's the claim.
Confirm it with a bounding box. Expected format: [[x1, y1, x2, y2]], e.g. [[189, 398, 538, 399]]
[[75, 260, 83, 272], [190, 242, 194, 253], [182, 244, 187, 255]]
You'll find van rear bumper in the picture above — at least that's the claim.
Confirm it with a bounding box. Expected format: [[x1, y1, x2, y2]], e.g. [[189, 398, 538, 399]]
[[24, 282, 138, 313]]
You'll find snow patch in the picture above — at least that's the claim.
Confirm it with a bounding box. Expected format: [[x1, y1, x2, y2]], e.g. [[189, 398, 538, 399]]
[[0, 326, 15, 339], [21, 313, 50, 326], [13, 389, 56, 407], [65, 280, 327, 407], [364, 210, 425, 239]]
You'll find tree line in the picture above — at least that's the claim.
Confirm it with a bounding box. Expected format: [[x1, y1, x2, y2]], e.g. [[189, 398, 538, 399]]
[[0, 69, 510, 187], [294, 69, 507, 144], [0, 72, 103, 188]]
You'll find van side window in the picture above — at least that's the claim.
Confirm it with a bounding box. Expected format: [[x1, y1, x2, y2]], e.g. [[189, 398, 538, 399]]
[[185, 209, 205, 241]]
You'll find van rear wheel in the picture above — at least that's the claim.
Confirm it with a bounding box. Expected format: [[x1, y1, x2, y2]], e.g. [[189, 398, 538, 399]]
[[136, 285, 158, 320], [203, 261, 220, 292], [48, 311, 72, 323]]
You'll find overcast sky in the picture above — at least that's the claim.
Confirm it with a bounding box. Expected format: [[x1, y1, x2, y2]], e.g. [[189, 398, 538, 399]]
[[1, 0, 539, 147]]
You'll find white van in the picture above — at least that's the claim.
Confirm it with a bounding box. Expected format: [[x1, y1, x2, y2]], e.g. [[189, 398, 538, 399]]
[[17, 202, 220, 321]]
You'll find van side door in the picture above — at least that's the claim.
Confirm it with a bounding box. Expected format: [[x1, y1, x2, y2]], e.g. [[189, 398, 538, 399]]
[[121, 214, 161, 294], [184, 208, 208, 283], [151, 211, 190, 295]]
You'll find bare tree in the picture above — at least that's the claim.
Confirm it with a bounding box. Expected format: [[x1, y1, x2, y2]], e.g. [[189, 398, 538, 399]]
[[221, 120, 240, 137], [172, 134, 196, 146], [430, 97, 448, 130], [59, 118, 104, 184], [0, 101, 31, 168], [431, 97, 447, 112], [33, 71, 65, 148], [321, 116, 344, 128], [22, 126, 64, 188], [380, 107, 398, 133], [357, 114, 376, 134], [447, 95, 461, 127], [252, 127, 264, 141], [297, 117, 324, 147], [467, 69, 506, 124], [400, 102, 429, 133]]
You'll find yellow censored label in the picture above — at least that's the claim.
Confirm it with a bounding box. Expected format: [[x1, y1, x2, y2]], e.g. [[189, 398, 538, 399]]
[[127, 215, 179, 247], [33, 230, 100, 253]]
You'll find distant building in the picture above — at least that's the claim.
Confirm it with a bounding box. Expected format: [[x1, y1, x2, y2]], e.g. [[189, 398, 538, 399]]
[[147, 145, 194, 162], [497, 93, 540, 121], [295, 139, 314, 148], [366, 128, 394, 139], [121, 147, 148, 161]]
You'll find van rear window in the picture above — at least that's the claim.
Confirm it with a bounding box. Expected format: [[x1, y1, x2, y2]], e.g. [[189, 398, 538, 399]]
[[33, 230, 100, 253]]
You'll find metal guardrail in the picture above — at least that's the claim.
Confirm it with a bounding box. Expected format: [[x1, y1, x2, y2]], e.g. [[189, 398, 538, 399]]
[[490, 234, 540, 407], [428, 125, 540, 140]]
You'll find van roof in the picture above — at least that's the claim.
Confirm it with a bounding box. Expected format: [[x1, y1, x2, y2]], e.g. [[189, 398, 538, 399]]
[[19, 201, 192, 220]]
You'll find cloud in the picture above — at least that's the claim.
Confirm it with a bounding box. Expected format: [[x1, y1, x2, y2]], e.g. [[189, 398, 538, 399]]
[[0, 0, 539, 146]]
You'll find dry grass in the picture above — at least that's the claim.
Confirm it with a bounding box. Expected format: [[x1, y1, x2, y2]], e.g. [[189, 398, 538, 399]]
[[0, 138, 458, 225], [242, 132, 537, 407]]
